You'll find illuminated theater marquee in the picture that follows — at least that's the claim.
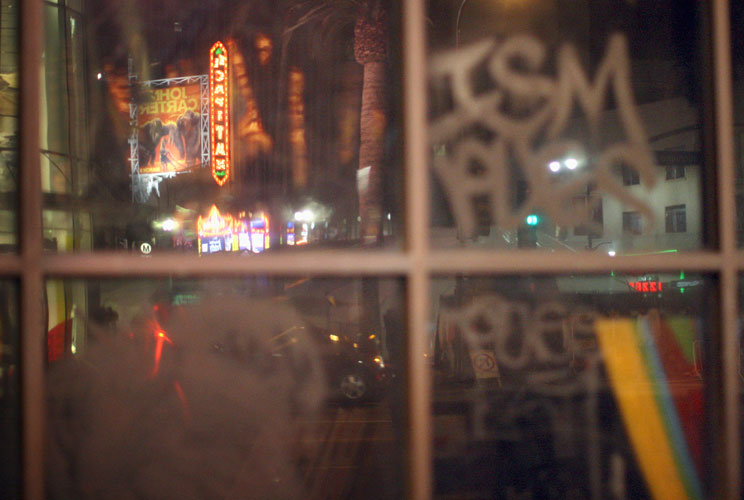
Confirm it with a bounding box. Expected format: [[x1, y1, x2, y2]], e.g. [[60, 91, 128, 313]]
[[210, 41, 230, 186]]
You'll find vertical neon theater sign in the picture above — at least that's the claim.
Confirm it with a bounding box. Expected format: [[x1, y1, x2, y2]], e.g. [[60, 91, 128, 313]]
[[210, 41, 230, 186]]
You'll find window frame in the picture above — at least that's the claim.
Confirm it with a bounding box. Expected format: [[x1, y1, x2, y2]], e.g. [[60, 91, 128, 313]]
[[621, 164, 641, 185], [622, 210, 643, 235], [665, 203, 688, 233], [10, 1, 743, 500], [666, 164, 687, 180]]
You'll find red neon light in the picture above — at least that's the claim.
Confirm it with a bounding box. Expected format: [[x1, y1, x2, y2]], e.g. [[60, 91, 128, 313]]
[[628, 281, 663, 293], [210, 41, 230, 186], [151, 328, 173, 377]]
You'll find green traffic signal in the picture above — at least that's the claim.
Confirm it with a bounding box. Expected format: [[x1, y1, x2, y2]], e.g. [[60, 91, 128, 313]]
[[526, 214, 539, 226]]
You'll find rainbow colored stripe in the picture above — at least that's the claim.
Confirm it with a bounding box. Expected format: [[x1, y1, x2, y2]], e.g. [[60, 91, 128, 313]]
[[595, 316, 703, 500]]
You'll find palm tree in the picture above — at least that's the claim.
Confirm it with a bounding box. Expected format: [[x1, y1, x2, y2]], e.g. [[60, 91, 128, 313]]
[[284, 0, 391, 343], [352, 2, 388, 245]]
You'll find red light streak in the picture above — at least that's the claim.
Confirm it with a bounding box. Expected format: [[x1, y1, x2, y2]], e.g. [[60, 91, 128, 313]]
[[150, 328, 173, 377], [173, 380, 191, 424]]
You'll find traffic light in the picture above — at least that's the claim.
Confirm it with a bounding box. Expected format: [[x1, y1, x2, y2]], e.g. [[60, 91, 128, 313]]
[[517, 214, 539, 248]]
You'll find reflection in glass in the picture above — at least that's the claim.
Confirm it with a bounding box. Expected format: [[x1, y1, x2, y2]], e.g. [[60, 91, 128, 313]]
[[0, 281, 19, 500], [41, 1, 91, 252], [431, 274, 707, 499], [46, 277, 405, 499], [428, 1, 706, 252], [0, 0, 17, 252], [41, 1, 401, 252]]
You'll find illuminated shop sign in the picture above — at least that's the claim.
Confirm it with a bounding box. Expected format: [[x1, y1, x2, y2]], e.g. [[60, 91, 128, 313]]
[[249, 214, 270, 253], [672, 280, 703, 289], [210, 41, 230, 186], [628, 281, 663, 293], [196, 205, 268, 255]]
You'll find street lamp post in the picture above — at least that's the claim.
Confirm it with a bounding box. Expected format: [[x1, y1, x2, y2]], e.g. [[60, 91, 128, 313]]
[[456, 0, 470, 48]]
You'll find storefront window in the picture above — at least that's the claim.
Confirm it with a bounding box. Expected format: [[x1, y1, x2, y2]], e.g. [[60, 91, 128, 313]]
[[42, 0, 405, 254], [427, 0, 706, 253], [1, 0, 739, 499], [46, 277, 405, 499], [431, 274, 709, 499]]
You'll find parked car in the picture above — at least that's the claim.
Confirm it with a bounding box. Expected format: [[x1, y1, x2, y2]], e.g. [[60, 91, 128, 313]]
[[305, 327, 389, 402]]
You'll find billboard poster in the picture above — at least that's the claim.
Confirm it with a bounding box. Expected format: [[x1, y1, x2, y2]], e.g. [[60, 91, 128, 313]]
[[138, 83, 203, 174]]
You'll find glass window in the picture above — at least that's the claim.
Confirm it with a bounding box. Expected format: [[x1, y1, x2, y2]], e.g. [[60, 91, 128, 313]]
[[665, 204, 687, 233], [431, 274, 709, 499], [666, 165, 686, 180], [0, 0, 17, 253], [2, 1, 737, 498], [46, 277, 405, 499], [428, 0, 706, 253], [0, 281, 19, 500], [46, 0, 402, 253], [623, 211, 642, 235], [40, 4, 69, 158], [622, 166, 640, 186]]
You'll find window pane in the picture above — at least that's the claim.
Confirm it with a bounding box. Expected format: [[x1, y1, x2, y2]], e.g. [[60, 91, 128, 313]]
[[41, 4, 69, 156], [428, 1, 706, 253], [0, 0, 17, 252], [431, 274, 709, 499], [43, 1, 402, 253], [732, 4, 744, 246], [0, 281, 19, 500], [46, 277, 405, 499]]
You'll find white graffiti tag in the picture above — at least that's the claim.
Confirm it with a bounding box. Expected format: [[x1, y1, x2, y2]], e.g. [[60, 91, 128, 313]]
[[447, 294, 599, 388], [430, 34, 656, 238]]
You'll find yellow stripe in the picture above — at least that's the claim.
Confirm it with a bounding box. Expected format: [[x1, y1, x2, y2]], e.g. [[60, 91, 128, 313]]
[[595, 319, 691, 500], [46, 279, 66, 331]]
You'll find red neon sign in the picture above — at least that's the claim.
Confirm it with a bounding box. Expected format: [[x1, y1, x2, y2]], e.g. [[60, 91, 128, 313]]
[[628, 281, 663, 293], [210, 41, 230, 186]]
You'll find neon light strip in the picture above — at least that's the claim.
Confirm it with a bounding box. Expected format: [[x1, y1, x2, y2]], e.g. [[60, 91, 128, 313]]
[[209, 41, 230, 186], [595, 318, 698, 500]]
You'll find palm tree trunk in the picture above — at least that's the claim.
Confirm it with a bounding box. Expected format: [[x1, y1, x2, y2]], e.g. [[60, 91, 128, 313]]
[[354, 4, 388, 345], [357, 60, 386, 244]]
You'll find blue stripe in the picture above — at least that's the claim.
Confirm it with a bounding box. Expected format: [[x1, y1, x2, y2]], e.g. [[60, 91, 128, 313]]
[[637, 318, 703, 500]]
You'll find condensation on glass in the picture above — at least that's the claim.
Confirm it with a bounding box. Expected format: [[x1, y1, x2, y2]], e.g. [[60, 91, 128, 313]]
[[0, 281, 19, 500], [40, 0, 402, 253], [427, 0, 706, 253], [430, 274, 708, 499], [45, 277, 405, 499]]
